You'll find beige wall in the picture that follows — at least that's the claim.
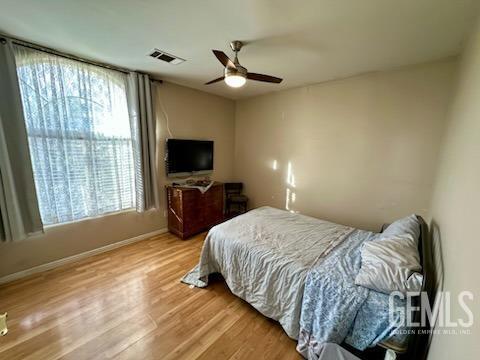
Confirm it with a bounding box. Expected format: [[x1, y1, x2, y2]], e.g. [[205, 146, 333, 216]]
[[154, 82, 236, 215], [427, 18, 480, 360], [0, 81, 235, 278], [234, 60, 457, 231]]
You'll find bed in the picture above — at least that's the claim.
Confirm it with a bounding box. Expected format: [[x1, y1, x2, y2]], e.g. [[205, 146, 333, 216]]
[[182, 206, 433, 360]]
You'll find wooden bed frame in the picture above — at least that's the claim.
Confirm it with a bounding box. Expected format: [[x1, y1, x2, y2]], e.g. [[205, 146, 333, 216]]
[[343, 215, 434, 360]]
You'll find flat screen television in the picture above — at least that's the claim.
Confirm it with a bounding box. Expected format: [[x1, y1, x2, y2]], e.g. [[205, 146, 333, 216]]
[[166, 139, 214, 177]]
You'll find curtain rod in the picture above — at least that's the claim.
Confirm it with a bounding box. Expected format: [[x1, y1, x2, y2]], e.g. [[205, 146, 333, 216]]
[[0, 34, 163, 83]]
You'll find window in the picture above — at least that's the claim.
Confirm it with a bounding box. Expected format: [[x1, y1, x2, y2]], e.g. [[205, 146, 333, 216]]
[[14, 45, 136, 225]]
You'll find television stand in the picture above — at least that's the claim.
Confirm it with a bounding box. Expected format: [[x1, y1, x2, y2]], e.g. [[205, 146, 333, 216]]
[[166, 182, 224, 239]]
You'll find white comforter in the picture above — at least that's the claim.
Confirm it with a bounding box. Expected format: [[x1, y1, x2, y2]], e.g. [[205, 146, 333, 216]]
[[183, 206, 354, 339]]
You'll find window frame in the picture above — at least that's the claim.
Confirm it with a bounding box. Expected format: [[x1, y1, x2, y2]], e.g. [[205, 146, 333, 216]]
[[15, 48, 137, 226]]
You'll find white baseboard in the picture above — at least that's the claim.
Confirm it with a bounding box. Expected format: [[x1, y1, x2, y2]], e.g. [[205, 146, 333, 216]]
[[0, 228, 168, 285]]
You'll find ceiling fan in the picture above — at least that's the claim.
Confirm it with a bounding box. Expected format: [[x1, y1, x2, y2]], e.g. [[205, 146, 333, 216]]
[[205, 41, 283, 88]]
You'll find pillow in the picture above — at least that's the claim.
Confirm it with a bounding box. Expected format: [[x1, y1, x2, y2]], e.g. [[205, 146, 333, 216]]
[[355, 235, 423, 295], [381, 214, 420, 244]]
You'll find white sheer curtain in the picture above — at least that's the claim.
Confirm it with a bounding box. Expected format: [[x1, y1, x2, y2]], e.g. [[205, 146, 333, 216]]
[[13, 45, 136, 225]]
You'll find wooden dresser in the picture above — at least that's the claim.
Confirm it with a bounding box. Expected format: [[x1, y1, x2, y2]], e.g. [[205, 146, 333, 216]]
[[166, 182, 224, 239]]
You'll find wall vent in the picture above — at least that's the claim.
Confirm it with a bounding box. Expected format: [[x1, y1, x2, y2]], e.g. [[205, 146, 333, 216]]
[[148, 49, 185, 65]]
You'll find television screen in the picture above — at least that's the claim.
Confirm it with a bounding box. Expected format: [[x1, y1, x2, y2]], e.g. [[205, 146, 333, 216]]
[[166, 139, 214, 176]]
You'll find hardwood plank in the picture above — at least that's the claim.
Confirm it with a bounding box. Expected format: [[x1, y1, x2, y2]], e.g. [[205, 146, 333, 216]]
[[0, 232, 302, 359]]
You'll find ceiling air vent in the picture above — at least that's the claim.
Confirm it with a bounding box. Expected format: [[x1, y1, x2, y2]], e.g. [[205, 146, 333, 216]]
[[148, 49, 185, 65]]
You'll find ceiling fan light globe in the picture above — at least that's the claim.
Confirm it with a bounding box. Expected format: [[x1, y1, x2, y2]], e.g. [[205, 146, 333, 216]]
[[225, 74, 246, 88]]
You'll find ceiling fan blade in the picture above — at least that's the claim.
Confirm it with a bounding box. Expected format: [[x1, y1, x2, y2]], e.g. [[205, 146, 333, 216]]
[[205, 76, 225, 85], [247, 72, 283, 84], [212, 50, 236, 68]]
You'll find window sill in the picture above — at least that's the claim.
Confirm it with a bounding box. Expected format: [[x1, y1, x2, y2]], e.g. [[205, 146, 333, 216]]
[[44, 208, 138, 229]]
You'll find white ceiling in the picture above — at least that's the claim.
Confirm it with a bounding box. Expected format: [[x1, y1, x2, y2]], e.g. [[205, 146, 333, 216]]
[[0, 0, 478, 99]]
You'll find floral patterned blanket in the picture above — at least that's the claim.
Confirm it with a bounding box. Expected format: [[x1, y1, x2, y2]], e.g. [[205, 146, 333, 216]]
[[297, 229, 407, 359]]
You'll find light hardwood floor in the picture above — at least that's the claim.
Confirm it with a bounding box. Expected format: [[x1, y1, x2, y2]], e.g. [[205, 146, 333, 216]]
[[0, 232, 301, 360]]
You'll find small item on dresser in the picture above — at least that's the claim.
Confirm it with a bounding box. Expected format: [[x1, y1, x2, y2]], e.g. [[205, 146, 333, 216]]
[[185, 177, 211, 187], [172, 178, 214, 193]]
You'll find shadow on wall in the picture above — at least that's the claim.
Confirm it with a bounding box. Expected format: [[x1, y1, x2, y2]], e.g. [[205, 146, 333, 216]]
[[426, 219, 446, 355]]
